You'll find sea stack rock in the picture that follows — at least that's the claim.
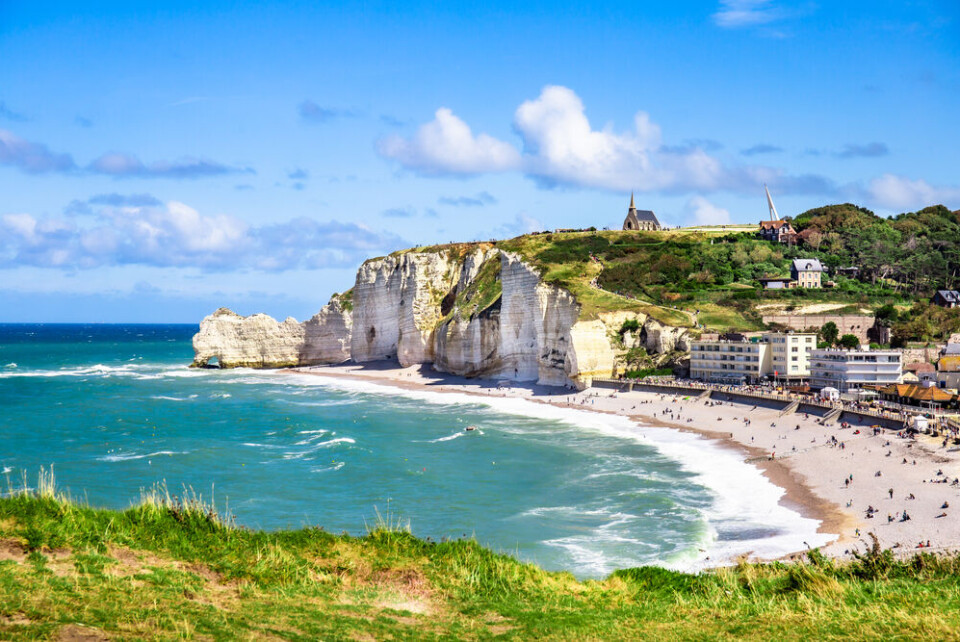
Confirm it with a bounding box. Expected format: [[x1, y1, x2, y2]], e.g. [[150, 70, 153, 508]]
[[192, 295, 353, 369]]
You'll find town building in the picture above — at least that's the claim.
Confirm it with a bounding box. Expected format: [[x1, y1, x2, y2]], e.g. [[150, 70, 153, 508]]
[[791, 259, 824, 288], [757, 185, 797, 244], [932, 290, 960, 308], [760, 314, 891, 345], [689, 332, 817, 384], [758, 220, 796, 243], [809, 347, 902, 392], [622, 194, 661, 231], [758, 277, 795, 290], [877, 384, 956, 410], [769, 333, 817, 380], [937, 355, 960, 391]]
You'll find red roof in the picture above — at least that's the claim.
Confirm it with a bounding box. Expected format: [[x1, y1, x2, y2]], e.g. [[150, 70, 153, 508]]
[[759, 220, 791, 230]]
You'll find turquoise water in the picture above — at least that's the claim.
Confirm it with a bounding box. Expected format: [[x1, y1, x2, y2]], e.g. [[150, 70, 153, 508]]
[[0, 324, 826, 578]]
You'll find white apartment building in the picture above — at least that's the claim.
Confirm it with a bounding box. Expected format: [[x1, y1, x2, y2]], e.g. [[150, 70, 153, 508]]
[[768, 333, 817, 379], [689, 332, 817, 384], [809, 348, 903, 392]]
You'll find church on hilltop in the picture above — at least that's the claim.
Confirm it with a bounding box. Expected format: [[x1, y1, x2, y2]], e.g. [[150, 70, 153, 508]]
[[622, 194, 661, 231]]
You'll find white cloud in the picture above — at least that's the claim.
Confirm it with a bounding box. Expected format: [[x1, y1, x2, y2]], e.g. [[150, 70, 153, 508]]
[[713, 0, 783, 28], [0, 201, 406, 271], [490, 213, 544, 239], [686, 196, 732, 226], [866, 174, 960, 211], [377, 85, 960, 203], [376, 107, 520, 174], [514, 86, 662, 190], [378, 86, 737, 193]]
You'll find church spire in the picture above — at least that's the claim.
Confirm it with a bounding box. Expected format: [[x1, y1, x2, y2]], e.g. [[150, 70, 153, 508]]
[[629, 192, 635, 211]]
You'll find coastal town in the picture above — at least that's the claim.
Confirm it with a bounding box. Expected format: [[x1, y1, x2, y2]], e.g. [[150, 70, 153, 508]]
[[607, 191, 960, 438]]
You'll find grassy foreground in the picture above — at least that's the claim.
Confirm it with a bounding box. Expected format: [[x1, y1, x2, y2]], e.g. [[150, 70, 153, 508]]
[[3, 481, 960, 640]]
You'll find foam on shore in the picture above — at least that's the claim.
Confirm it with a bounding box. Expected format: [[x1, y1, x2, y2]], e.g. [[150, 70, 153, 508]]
[[212, 368, 834, 570]]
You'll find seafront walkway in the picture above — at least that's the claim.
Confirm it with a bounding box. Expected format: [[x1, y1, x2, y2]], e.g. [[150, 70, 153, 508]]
[[590, 378, 927, 431]]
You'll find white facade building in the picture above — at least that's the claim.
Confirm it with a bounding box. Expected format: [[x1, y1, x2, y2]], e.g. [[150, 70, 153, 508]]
[[689, 332, 817, 384], [809, 348, 903, 392]]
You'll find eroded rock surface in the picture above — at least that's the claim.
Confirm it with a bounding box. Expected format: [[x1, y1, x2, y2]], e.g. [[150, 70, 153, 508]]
[[193, 249, 692, 386]]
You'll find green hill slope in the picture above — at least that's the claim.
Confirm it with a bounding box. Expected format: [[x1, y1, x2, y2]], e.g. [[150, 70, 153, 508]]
[[3, 486, 960, 640]]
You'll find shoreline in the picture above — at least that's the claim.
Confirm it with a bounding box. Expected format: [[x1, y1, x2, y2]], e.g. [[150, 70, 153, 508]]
[[283, 362, 960, 565]]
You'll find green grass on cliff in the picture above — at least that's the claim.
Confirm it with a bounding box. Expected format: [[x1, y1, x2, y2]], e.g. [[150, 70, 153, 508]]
[[382, 224, 925, 333], [4, 474, 960, 640]]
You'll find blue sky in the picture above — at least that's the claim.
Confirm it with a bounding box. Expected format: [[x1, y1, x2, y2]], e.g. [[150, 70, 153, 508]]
[[1, 0, 958, 322]]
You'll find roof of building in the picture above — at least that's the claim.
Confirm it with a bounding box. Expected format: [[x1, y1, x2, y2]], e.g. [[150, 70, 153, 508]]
[[792, 258, 824, 272], [938, 356, 960, 372], [759, 220, 791, 230], [944, 344, 960, 355], [934, 290, 960, 303], [633, 209, 659, 223], [904, 362, 936, 373], [879, 383, 955, 403], [758, 276, 794, 282]]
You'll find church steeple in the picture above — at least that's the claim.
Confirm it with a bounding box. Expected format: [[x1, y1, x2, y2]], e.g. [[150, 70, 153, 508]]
[[629, 192, 635, 212]]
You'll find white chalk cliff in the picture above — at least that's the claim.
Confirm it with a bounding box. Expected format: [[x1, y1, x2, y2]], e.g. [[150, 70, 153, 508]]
[[192, 248, 690, 387]]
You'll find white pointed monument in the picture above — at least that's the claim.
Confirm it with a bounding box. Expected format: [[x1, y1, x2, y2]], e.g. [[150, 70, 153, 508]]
[[765, 184, 780, 222]]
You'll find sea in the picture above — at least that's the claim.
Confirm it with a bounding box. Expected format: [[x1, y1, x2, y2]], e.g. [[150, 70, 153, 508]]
[[0, 324, 831, 579]]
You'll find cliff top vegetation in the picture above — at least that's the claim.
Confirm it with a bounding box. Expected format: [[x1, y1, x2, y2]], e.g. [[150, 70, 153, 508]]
[[374, 203, 959, 334], [3, 474, 960, 640]]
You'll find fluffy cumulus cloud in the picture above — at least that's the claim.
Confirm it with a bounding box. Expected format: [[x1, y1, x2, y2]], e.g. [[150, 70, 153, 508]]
[[377, 107, 521, 175], [513, 86, 733, 192], [377, 85, 837, 196], [0, 200, 406, 271], [686, 196, 732, 226], [0, 129, 76, 173], [866, 174, 960, 211]]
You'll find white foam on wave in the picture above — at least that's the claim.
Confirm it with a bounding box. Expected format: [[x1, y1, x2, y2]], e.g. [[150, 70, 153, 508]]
[[0, 361, 182, 380], [150, 394, 199, 402], [264, 371, 833, 571], [426, 431, 466, 443], [310, 461, 345, 473], [98, 450, 185, 462]]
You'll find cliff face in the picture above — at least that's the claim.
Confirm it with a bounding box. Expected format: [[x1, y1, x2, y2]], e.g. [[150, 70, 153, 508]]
[[192, 296, 352, 369], [193, 248, 691, 386]]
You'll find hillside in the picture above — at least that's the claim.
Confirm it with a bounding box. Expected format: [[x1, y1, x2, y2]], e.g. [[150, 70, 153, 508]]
[[3, 486, 960, 640]]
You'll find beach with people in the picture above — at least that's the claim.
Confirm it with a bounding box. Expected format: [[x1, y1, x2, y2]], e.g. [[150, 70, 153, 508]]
[[290, 362, 960, 564]]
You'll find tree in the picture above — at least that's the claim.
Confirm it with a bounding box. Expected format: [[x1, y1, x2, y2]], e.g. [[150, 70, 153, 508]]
[[821, 321, 839, 345], [874, 304, 899, 325], [838, 334, 860, 349]]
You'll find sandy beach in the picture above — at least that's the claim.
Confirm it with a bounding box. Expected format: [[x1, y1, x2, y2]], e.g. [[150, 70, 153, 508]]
[[287, 362, 960, 564]]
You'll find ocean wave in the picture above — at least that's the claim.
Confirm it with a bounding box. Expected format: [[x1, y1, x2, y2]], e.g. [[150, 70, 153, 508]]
[[0, 362, 172, 380], [150, 394, 198, 402], [310, 462, 345, 473], [271, 372, 832, 570], [98, 450, 185, 462], [426, 432, 466, 443], [282, 437, 356, 460]]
